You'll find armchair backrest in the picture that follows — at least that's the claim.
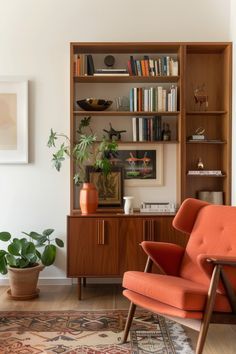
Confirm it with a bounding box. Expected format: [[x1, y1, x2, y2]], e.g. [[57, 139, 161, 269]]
[[173, 198, 236, 290]]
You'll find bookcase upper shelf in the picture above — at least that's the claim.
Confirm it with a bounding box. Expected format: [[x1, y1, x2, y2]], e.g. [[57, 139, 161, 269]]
[[74, 76, 180, 83]]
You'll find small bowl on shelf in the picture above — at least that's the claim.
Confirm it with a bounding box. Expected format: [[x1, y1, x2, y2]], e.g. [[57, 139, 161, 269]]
[[77, 98, 113, 111]]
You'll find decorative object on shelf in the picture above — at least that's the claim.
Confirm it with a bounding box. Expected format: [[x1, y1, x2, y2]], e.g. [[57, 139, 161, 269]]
[[197, 157, 204, 170], [79, 182, 98, 214], [188, 127, 206, 141], [0, 77, 28, 163], [0, 229, 64, 300], [103, 123, 126, 141], [193, 84, 208, 110], [77, 98, 113, 111], [104, 55, 115, 67], [86, 166, 123, 207], [47, 116, 117, 213], [115, 96, 130, 111], [108, 144, 163, 187], [86, 55, 95, 76], [198, 191, 223, 204], [162, 123, 171, 141], [123, 196, 134, 214]]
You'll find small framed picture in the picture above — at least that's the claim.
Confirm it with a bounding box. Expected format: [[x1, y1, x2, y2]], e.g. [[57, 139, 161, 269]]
[[86, 166, 124, 207], [109, 144, 163, 187]]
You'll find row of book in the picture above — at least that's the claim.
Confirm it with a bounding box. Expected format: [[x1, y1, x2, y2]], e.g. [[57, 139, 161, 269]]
[[128, 56, 178, 77], [73, 54, 178, 77], [132, 116, 171, 142], [130, 85, 178, 112]]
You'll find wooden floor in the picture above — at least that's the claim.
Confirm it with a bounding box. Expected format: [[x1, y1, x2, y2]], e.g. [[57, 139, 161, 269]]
[[0, 284, 236, 353]]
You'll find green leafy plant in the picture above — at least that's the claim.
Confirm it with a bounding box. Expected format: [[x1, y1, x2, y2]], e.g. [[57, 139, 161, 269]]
[[0, 229, 64, 274], [47, 116, 118, 185]]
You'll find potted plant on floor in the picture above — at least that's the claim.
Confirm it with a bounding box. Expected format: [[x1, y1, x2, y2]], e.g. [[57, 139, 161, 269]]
[[47, 116, 118, 214], [0, 229, 64, 300]]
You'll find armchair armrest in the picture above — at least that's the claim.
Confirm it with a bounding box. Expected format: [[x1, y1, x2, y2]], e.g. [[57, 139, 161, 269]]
[[141, 241, 185, 276], [197, 254, 236, 295], [206, 257, 236, 267]]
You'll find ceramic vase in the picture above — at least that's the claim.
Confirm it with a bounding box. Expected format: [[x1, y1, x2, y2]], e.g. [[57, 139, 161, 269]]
[[80, 183, 98, 214], [123, 196, 134, 214]]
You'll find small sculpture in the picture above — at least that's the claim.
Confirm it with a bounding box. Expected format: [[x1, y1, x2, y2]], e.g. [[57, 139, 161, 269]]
[[197, 157, 204, 170], [103, 123, 126, 141], [194, 84, 208, 110]]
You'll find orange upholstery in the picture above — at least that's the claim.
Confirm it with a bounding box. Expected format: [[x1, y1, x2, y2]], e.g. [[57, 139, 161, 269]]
[[141, 241, 185, 275], [123, 198, 236, 314], [179, 204, 236, 296], [122, 198, 236, 353]]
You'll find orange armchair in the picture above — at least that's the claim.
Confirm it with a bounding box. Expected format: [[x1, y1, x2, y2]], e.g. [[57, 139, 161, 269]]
[[122, 198, 236, 354]]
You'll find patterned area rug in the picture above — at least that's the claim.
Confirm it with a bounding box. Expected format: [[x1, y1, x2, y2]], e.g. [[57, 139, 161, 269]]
[[0, 310, 194, 353]]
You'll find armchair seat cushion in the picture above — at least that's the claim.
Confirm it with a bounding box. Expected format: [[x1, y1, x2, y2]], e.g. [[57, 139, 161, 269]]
[[123, 271, 231, 312]]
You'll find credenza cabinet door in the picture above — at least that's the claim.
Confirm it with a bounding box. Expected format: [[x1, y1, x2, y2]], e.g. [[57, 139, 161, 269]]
[[119, 217, 162, 273], [67, 217, 119, 276]]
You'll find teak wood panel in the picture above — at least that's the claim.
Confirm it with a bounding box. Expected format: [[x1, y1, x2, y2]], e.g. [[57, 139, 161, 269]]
[[67, 217, 119, 276], [67, 215, 187, 279]]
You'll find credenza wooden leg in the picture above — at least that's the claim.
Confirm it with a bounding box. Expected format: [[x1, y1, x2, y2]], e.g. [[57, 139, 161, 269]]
[[78, 277, 81, 300], [82, 277, 86, 287]]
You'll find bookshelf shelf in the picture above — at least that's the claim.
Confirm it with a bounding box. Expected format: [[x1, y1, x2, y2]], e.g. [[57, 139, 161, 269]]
[[186, 140, 226, 144], [186, 111, 227, 115], [74, 75, 180, 83], [73, 111, 180, 116], [186, 174, 226, 178]]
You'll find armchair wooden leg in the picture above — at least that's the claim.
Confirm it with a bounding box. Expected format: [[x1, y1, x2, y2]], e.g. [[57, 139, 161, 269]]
[[121, 302, 137, 344], [196, 265, 221, 354]]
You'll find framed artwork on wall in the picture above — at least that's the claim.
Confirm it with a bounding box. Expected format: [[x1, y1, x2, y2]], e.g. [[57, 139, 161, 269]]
[[0, 77, 28, 163], [86, 166, 124, 207], [110, 144, 163, 187]]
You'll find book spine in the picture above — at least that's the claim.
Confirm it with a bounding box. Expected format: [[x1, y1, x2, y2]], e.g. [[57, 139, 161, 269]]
[[132, 117, 137, 141], [130, 56, 136, 75], [139, 118, 144, 141], [133, 87, 137, 112], [157, 86, 163, 112], [130, 88, 134, 112]]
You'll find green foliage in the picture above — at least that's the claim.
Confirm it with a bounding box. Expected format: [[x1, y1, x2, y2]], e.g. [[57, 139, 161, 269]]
[[0, 229, 64, 274], [47, 116, 118, 185]]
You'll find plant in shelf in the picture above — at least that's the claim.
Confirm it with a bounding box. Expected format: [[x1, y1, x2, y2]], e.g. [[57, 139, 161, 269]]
[[0, 229, 64, 300], [47, 116, 118, 214]]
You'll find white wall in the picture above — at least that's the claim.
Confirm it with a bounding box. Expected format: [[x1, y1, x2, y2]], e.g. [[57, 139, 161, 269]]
[[0, 0, 232, 281]]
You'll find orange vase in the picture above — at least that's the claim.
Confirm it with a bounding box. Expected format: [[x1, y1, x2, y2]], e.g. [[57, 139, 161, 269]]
[[79, 183, 98, 214]]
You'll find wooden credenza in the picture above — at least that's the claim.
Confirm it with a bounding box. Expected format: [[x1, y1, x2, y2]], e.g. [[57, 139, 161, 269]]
[[67, 213, 187, 299]]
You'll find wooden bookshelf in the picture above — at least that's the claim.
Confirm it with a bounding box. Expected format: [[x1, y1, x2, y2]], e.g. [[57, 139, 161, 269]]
[[70, 42, 232, 211]]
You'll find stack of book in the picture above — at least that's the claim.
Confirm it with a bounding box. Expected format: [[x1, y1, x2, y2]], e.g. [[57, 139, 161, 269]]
[[94, 68, 129, 76], [132, 116, 162, 142], [187, 170, 222, 176], [140, 202, 176, 213], [130, 85, 178, 112], [128, 55, 178, 76]]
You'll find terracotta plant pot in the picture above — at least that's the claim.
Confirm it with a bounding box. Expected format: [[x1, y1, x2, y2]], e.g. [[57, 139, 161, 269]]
[[80, 183, 98, 214], [8, 263, 44, 300]]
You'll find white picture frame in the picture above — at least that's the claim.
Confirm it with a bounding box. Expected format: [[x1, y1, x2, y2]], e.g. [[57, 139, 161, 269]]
[[0, 77, 28, 163], [115, 143, 163, 187]]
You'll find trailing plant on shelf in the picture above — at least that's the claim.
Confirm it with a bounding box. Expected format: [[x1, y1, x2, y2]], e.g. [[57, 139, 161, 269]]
[[0, 229, 64, 274], [47, 116, 118, 185]]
